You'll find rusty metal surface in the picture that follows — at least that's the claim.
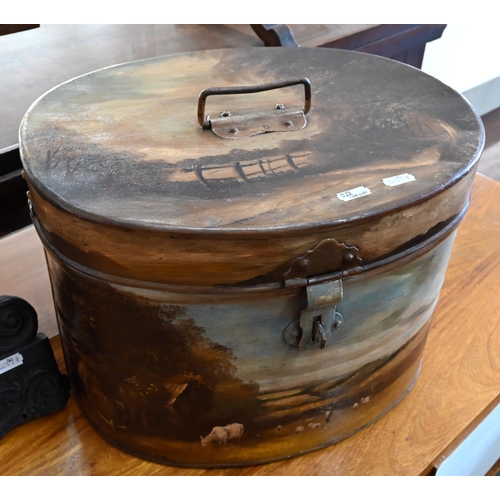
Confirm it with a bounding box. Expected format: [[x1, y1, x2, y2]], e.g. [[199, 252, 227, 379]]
[[20, 47, 484, 233]]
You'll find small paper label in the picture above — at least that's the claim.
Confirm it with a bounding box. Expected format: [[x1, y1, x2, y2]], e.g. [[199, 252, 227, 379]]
[[383, 173, 416, 187], [337, 186, 371, 202], [0, 353, 24, 375]]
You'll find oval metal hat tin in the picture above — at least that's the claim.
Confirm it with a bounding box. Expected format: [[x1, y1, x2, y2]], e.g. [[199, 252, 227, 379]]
[[20, 47, 484, 466]]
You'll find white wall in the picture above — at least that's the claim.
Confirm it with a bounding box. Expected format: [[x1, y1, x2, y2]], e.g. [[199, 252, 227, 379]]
[[421, 24, 500, 116]]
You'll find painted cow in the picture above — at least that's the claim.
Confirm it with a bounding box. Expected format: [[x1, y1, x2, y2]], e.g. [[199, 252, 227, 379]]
[[200, 423, 244, 446]]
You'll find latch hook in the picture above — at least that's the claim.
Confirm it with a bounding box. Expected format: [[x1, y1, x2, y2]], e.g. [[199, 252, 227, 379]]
[[283, 279, 344, 351]]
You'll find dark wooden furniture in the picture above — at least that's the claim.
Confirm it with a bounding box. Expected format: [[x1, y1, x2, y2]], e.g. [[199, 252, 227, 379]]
[[0, 295, 70, 439], [0, 25, 39, 234], [0, 25, 39, 37], [0, 24, 446, 237], [0, 145, 32, 237], [252, 24, 446, 69], [1, 173, 499, 475]]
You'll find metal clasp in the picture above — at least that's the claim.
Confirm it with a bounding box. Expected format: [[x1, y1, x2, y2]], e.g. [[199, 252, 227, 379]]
[[281, 238, 360, 351], [283, 279, 344, 351]]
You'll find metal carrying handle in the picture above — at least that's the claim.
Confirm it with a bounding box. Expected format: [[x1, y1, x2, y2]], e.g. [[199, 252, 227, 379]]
[[197, 77, 312, 129]]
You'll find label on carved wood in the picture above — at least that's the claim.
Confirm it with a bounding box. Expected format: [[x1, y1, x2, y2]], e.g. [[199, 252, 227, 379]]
[[383, 173, 416, 187], [336, 186, 371, 202], [0, 353, 24, 374]]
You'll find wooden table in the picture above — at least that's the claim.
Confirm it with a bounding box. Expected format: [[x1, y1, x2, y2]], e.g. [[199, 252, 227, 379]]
[[1, 173, 499, 475], [0, 25, 39, 37]]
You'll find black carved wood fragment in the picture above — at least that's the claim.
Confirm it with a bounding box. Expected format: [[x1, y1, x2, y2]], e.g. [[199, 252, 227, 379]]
[[0, 296, 70, 438]]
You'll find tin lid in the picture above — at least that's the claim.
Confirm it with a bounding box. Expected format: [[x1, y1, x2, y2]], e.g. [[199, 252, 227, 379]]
[[20, 47, 484, 234]]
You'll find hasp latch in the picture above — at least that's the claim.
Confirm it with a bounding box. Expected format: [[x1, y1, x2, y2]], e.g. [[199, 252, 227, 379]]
[[281, 238, 362, 351], [283, 279, 344, 351]]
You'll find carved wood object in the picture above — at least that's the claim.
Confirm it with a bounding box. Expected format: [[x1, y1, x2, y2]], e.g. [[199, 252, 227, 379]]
[[0, 296, 70, 438]]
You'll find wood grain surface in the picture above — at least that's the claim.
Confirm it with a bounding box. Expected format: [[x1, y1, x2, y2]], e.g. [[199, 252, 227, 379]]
[[0, 173, 499, 475]]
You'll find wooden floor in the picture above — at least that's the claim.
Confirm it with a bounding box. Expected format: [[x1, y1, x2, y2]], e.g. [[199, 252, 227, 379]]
[[478, 107, 500, 182]]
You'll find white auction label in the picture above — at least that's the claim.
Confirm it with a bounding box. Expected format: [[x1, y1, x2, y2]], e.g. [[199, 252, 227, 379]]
[[383, 173, 416, 187], [0, 353, 23, 375], [337, 186, 371, 202]]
